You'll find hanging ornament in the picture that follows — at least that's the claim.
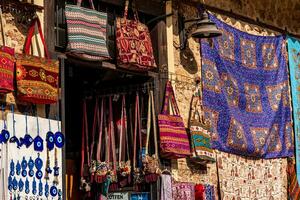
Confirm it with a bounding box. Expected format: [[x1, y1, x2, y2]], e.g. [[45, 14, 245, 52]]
[[54, 118, 64, 149], [58, 189, 62, 200], [53, 148, 59, 185], [21, 157, 27, 177], [35, 153, 43, 180], [18, 179, 24, 192], [25, 178, 29, 194], [16, 161, 21, 176], [9, 159, 15, 176], [20, 113, 33, 148], [12, 177, 18, 190], [50, 184, 58, 197], [8, 176, 13, 191], [33, 116, 43, 152], [44, 148, 52, 180], [28, 157, 34, 177], [9, 105, 20, 147], [46, 118, 55, 151], [38, 180, 43, 196], [45, 181, 49, 198], [0, 105, 9, 143], [32, 177, 37, 195]]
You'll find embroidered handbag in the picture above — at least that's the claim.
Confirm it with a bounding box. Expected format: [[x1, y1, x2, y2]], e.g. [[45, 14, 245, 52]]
[[117, 95, 131, 187], [189, 88, 215, 164], [116, 0, 157, 71], [158, 81, 191, 159], [172, 181, 195, 200], [142, 90, 160, 183], [16, 17, 59, 104], [65, 0, 111, 61], [0, 7, 15, 94]]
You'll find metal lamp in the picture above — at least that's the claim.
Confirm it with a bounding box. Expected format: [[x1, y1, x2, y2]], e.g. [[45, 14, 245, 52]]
[[179, 11, 222, 50]]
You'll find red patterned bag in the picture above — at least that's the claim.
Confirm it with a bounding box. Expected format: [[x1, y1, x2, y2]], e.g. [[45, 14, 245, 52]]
[[16, 17, 59, 104], [0, 7, 15, 93], [116, 0, 157, 71]]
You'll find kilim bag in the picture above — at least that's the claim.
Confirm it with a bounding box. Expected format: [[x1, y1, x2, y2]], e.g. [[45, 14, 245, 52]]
[[172, 181, 195, 200], [65, 0, 111, 61], [158, 81, 191, 159], [116, 0, 157, 71], [189, 88, 215, 164], [0, 7, 15, 94], [16, 17, 59, 104], [142, 90, 160, 183]]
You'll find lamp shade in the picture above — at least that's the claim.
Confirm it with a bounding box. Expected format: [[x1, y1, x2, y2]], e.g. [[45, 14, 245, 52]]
[[191, 12, 222, 39]]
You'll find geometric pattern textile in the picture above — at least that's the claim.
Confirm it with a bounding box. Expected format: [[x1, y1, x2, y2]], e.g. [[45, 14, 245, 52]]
[[201, 14, 293, 158]]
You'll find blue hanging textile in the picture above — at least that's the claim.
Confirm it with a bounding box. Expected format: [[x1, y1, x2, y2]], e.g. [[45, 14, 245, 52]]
[[201, 14, 293, 158], [288, 36, 300, 184]]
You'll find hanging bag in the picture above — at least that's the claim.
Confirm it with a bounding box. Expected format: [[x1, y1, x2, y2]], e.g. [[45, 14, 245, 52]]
[[0, 7, 15, 94], [117, 95, 131, 187], [189, 88, 215, 164], [65, 0, 111, 61], [172, 181, 195, 200], [116, 0, 157, 71], [158, 81, 191, 159], [16, 17, 59, 104], [142, 90, 160, 183]]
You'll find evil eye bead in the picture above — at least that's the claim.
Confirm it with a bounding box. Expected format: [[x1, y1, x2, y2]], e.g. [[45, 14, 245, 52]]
[[45, 182, 49, 197], [8, 176, 12, 191], [39, 180, 43, 196], [12, 177, 18, 190], [10, 160, 15, 176], [29, 170, 34, 177], [54, 131, 65, 148], [0, 133, 3, 143], [35, 153, 43, 170], [34, 136, 44, 152], [25, 178, 29, 194], [24, 134, 34, 148], [18, 179, 24, 192], [50, 185, 58, 197], [2, 129, 10, 143], [46, 131, 55, 151], [16, 161, 21, 176], [36, 170, 43, 180]]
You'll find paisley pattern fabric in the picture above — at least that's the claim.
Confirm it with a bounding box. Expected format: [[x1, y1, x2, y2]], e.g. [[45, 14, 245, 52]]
[[201, 14, 293, 158], [217, 151, 288, 200], [287, 36, 300, 185]]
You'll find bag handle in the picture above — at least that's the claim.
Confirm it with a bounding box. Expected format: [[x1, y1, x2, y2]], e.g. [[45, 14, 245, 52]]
[[162, 81, 180, 116], [119, 95, 128, 163], [133, 93, 141, 169], [96, 98, 104, 161], [123, 0, 139, 22], [81, 100, 89, 177], [0, 7, 6, 47], [90, 99, 98, 162], [24, 17, 50, 59], [108, 96, 117, 176], [77, 0, 95, 10], [145, 90, 158, 158]]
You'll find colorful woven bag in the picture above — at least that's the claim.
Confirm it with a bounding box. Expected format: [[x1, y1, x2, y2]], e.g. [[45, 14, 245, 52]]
[[16, 17, 59, 104], [65, 0, 111, 61], [172, 181, 195, 200], [189, 88, 215, 164], [158, 81, 191, 159], [116, 0, 157, 71], [0, 7, 15, 94]]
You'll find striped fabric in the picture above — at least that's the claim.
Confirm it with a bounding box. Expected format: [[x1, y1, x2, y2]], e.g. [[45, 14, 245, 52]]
[[65, 4, 110, 60]]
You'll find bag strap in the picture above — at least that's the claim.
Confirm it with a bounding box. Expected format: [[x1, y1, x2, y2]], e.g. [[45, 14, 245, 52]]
[[24, 17, 50, 59], [133, 93, 141, 169], [119, 95, 127, 163], [77, 0, 95, 9], [81, 100, 89, 177], [0, 7, 6, 47], [145, 90, 158, 158], [96, 98, 104, 161], [123, 0, 138, 21], [162, 81, 180, 116], [90, 99, 98, 162], [108, 96, 117, 175]]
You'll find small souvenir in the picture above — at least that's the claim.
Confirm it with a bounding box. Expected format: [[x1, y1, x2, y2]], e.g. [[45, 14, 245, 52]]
[[54, 117, 64, 148], [32, 177, 37, 195], [1, 105, 10, 143], [21, 157, 28, 177], [9, 105, 20, 147], [28, 157, 34, 177], [10, 159, 15, 176], [34, 117, 43, 152], [39, 180, 43, 196], [46, 130, 55, 151], [45, 181, 49, 198], [16, 161, 21, 176], [25, 178, 29, 194], [35, 153, 43, 180], [45, 149, 52, 180], [20, 113, 33, 148], [50, 184, 58, 197], [12, 177, 18, 190], [53, 148, 59, 185], [58, 189, 62, 200], [8, 176, 13, 191], [18, 179, 24, 192]]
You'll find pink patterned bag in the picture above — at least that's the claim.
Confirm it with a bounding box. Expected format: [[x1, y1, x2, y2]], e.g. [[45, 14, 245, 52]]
[[172, 181, 195, 200], [158, 81, 191, 159]]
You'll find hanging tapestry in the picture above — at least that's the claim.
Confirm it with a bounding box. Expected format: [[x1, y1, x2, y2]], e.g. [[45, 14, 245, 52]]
[[217, 151, 288, 200], [287, 158, 300, 200], [287, 36, 300, 185], [201, 14, 293, 158]]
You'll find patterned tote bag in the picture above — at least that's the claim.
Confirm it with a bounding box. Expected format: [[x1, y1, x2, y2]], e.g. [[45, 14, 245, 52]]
[[16, 17, 59, 104], [0, 7, 15, 94], [172, 181, 195, 200], [158, 81, 191, 159], [189, 88, 215, 164], [116, 0, 157, 71], [65, 0, 111, 61]]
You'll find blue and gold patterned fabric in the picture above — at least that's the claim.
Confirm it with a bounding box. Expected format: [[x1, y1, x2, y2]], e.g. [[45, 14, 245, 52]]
[[201, 14, 293, 158]]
